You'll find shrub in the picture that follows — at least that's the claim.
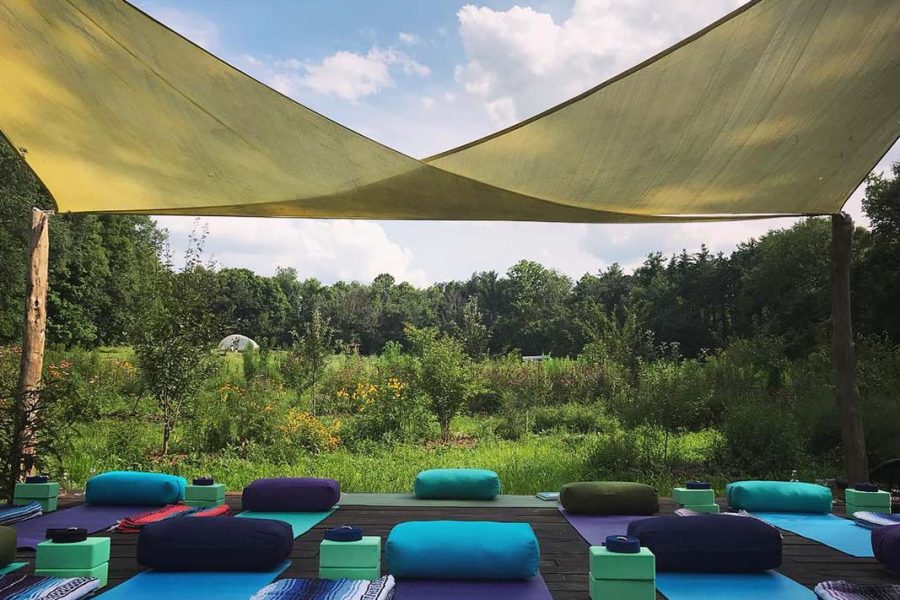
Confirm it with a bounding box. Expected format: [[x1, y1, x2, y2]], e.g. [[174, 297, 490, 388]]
[[278, 409, 340, 453], [531, 403, 615, 434]]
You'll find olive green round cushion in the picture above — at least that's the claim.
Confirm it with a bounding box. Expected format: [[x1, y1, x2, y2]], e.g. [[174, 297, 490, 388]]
[[0, 526, 15, 567], [560, 481, 659, 515]]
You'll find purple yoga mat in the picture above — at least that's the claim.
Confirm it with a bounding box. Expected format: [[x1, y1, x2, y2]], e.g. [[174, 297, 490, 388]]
[[394, 574, 553, 600], [13, 503, 149, 549], [559, 508, 651, 545]]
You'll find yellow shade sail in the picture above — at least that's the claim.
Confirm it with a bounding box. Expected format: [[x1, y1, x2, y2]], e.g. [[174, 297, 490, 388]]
[[0, 0, 898, 222]]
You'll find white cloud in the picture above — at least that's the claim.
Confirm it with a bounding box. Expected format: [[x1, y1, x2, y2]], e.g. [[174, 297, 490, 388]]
[[147, 7, 219, 50], [421, 96, 436, 109], [155, 217, 429, 287], [240, 47, 429, 103], [484, 97, 517, 127], [454, 0, 743, 124], [398, 32, 421, 46]]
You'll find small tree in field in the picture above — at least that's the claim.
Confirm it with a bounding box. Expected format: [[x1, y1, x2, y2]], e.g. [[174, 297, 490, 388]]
[[407, 325, 475, 443], [134, 227, 220, 455], [283, 306, 335, 415]]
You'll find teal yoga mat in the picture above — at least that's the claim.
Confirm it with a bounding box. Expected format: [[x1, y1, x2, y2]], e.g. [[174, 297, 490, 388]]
[[237, 507, 337, 537], [97, 560, 290, 599], [656, 571, 814, 600], [754, 512, 873, 557], [0, 562, 26, 576]]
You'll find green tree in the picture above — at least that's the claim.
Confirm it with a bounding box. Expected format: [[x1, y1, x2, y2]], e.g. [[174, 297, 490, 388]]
[[456, 297, 490, 359], [407, 325, 476, 442], [283, 306, 335, 414]]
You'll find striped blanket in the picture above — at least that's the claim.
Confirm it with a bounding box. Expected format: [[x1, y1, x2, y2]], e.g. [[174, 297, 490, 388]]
[[814, 580, 900, 600], [0, 574, 99, 600], [0, 502, 42, 526], [674, 508, 755, 518], [115, 504, 230, 533], [851, 512, 900, 530], [251, 576, 395, 600]]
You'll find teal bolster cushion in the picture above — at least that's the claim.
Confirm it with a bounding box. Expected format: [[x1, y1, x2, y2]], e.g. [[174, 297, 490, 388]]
[[560, 481, 659, 515], [726, 481, 832, 513], [85, 471, 186, 506], [414, 469, 500, 500], [386, 521, 539, 579], [0, 526, 15, 567]]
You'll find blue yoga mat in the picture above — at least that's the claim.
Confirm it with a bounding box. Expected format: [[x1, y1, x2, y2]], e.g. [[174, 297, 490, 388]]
[[97, 560, 290, 600], [0, 562, 26, 576], [237, 507, 337, 537], [754, 512, 873, 557], [656, 571, 814, 600]]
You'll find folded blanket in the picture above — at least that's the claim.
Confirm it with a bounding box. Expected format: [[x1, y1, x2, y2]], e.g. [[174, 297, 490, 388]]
[[0, 573, 99, 600], [814, 580, 900, 600], [674, 508, 755, 518], [250, 576, 395, 600], [0, 502, 42, 526], [852, 512, 900, 530], [115, 503, 230, 533]]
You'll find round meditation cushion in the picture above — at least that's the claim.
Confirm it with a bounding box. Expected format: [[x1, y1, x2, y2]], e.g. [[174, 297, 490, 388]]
[[628, 515, 782, 572], [413, 469, 500, 500], [241, 477, 340, 512], [725, 481, 832, 513], [872, 524, 900, 575], [386, 520, 539, 579], [0, 526, 15, 567], [560, 481, 659, 515], [137, 517, 292, 571], [85, 471, 186, 506]]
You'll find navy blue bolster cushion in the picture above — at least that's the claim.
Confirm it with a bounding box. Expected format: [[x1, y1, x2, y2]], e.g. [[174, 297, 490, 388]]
[[387, 520, 540, 580], [873, 524, 900, 574], [137, 517, 292, 571], [242, 477, 340, 512], [627, 515, 782, 572]]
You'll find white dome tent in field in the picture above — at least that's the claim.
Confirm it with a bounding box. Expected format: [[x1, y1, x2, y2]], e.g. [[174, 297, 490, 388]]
[[218, 334, 260, 353]]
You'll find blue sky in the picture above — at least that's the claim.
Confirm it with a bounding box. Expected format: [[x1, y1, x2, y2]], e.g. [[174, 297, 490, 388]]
[[136, 0, 899, 286]]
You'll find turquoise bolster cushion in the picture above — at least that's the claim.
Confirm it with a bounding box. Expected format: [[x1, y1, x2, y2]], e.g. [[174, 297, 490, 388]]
[[386, 521, 539, 579], [726, 481, 832, 513], [85, 471, 186, 506], [414, 469, 500, 500]]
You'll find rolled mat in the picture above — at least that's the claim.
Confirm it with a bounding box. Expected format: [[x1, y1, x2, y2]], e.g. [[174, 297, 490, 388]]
[[96, 559, 290, 600], [656, 571, 814, 600], [753, 513, 873, 557], [237, 508, 336, 538], [12, 504, 151, 549], [393, 574, 553, 600], [0, 562, 27, 576], [558, 509, 650, 545]]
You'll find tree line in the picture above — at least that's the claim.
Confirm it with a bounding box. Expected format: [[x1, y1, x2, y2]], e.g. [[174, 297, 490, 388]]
[[2, 140, 899, 360]]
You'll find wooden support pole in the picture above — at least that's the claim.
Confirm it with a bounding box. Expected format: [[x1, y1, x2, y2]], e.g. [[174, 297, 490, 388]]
[[830, 212, 868, 482], [9, 208, 50, 491]]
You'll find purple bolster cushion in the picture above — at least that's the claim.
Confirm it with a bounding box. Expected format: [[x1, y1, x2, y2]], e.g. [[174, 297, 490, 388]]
[[241, 477, 340, 512], [873, 524, 900, 574], [628, 515, 782, 572]]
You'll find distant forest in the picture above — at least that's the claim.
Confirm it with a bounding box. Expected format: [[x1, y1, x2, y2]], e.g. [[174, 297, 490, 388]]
[[2, 141, 899, 359]]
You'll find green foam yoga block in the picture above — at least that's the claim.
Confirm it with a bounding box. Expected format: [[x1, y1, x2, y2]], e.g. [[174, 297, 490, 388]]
[[36, 537, 110, 569], [0, 527, 15, 568], [318, 565, 381, 580], [682, 503, 720, 514], [184, 498, 224, 508], [185, 483, 226, 502], [15, 496, 58, 513], [845, 489, 891, 509], [35, 562, 109, 588], [320, 536, 381, 568], [672, 487, 715, 506], [14, 482, 59, 499], [589, 577, 656, 600], [589, 546, 655, 581]]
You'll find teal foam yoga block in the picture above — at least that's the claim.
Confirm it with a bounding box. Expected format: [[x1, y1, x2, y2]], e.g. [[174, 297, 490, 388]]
[[682, 503, 720, 514], [14, 482, 59, 499], [35, 562, 109, 588], [673, 487, 714, 506], [845, 489, 891, 509], [36, 537, 110, 569], [319, 565, 380, 580], [589, 577, 656, 600], [320, 536, 381, 568], [185, 483, 226, 502], [589, 546, 655, 581]]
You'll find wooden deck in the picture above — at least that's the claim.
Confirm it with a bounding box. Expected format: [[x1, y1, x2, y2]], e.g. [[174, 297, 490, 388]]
[[15, 497, 899, 599]]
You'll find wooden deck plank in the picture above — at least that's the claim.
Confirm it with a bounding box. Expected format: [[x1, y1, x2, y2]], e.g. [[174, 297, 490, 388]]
[[14, 497, 899, 599]]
